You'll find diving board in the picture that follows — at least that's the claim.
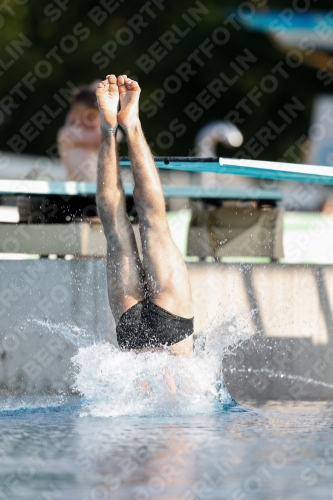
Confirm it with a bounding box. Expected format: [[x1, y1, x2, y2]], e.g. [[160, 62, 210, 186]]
[[137, 157, 333, 185], [0, 180, 97, 196], [228, 10, 333, 51], [1, 158, 331, 194], [218, 158, 333, 185], [229, 11, 333, 33], [0, 179, 281, 200]]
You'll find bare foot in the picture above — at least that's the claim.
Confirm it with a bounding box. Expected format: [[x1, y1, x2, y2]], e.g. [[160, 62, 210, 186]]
[[96, 74, 119, 132], [117, 75, 141, 131]]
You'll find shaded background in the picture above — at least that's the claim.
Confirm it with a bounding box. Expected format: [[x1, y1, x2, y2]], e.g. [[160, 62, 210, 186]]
[[0, 0, 331, 159]]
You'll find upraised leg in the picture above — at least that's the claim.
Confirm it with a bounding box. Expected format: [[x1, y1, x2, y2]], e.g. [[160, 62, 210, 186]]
[[116, 75, 194, 354], [96, 75, 145, 323]]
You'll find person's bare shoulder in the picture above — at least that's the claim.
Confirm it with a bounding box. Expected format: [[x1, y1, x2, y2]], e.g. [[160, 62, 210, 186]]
[[57, 124, 70, 145]]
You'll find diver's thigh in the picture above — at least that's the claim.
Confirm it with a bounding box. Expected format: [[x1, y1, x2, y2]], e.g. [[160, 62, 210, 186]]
[[140, 227, 193, 318], [106, 240, 145, 322]]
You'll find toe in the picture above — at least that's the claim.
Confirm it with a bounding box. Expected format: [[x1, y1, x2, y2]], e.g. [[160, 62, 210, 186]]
[[97, 80, 108, 91], [108, 74, 117, 84], [128, 79, 140, 91], [117, 75, 125, 86], [124, 76, 133, 90], [117, 75, 127, 94]]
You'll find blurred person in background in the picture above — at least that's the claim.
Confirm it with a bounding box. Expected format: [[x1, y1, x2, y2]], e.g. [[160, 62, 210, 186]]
[[57, 81, 102, 182]]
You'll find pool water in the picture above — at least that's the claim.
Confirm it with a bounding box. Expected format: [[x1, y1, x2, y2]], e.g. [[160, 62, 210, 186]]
[[1, 400, 333, 499], [1, 325, 333, 499]]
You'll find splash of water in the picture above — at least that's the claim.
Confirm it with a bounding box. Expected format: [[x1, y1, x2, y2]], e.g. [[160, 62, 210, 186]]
[[25, 317, 249, 417], [235, 368, 333, 390], [66, 317, 247, 418], [74, 344, 218, 417], [33, 319, 100, 348], [7, 313, 332, 417]]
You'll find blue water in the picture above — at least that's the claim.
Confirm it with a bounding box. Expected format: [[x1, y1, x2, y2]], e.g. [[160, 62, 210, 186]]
[[2, 322, 333, 499], [1, 399, 333, 499]]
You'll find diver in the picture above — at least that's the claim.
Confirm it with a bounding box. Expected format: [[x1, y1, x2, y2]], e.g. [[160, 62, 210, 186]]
[[95, 74, 194, 356]]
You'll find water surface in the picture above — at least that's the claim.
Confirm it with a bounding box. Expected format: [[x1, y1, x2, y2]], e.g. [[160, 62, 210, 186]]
[[1, 400, 333, 499], [1, 323, 332, 499]]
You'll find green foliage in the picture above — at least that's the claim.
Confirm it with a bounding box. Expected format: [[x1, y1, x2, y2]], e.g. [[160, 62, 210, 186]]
[[0, 0, 331, 160]]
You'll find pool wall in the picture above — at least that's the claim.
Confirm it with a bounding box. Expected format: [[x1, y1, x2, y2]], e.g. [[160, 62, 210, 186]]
[[0, 260, 332, 400]]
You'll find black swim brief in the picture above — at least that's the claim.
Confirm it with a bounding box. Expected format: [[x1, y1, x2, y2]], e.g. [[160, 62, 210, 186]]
[[116, 299, 194, 350]]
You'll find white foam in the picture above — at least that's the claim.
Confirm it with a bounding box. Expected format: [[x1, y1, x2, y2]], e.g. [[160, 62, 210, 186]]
[[73, 344, 220, 417], [34, 317, 250, 418], [71, 320, 252, 417]]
